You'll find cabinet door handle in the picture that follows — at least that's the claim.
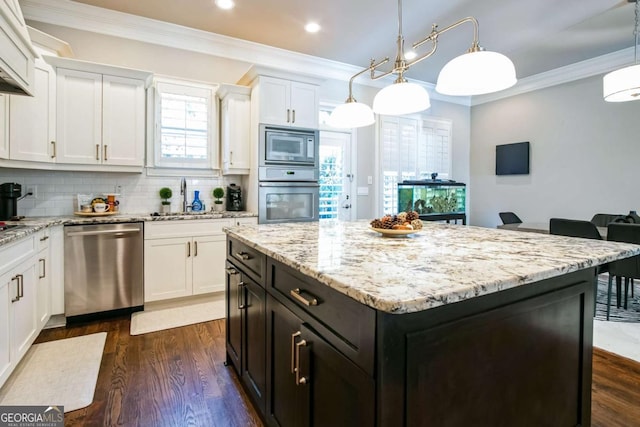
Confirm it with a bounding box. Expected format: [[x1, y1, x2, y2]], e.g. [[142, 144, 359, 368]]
[[96, 144, 100, 161], [39, 258, 46, 279], [187, 241, 191, 257], [104, 145, 108, 161], [226, 267, 239, 275], [290, 288, 318, 306], [295, 339, 308, 385], [230, 150, 233, 165], [237, 281, 246, 309], [17, 274, 24, 299], [235, 251, 251, 261], [291, 331, 301, 374], [292, 109, 296, 123], [50, 141, 56, 158], [286, 108, 290, 123], [10, 275, 20, 303], [194, 241, 198, 257]]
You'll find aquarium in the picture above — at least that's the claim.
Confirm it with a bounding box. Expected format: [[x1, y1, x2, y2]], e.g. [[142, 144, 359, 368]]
[[397, 180, 466, 221]]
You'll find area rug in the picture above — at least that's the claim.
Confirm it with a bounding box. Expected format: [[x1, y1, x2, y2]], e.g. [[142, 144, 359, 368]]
[[594, 275, 640, 322], [130, 299, 225, 335], [0, 332, 106, 412]]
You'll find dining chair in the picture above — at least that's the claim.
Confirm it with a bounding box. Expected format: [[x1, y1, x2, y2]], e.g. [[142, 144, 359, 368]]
[[549, 218, 605, 314], [549, 218, 603, 240], [605, 223, 640, 320], [590, 213, 625, 227], [499, 212, 522, 225]]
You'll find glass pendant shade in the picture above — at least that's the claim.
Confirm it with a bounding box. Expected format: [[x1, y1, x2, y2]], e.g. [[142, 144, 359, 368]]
[[327, 101, 375, 128], [372, 82, 430, 116], [603, 64, 640, 102], [436, 50, 517, 96]]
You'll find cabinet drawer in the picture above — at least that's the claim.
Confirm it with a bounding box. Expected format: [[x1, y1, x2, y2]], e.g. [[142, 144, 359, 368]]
[[227, 237, 265, 284], [0, 235, 36, 275], [268, 259, 375, 375], [145, 219, 229, 239]]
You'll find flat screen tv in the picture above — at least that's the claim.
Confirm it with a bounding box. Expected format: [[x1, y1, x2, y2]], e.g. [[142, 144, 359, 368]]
[[496, 142, 530, 175]]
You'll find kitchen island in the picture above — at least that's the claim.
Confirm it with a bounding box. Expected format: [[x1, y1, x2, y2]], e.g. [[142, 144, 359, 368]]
[[224, 220, 640, 426]]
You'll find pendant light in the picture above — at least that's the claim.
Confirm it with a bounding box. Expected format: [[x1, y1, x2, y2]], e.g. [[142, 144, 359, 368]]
[[603, 0, 640, 102], [328, 0, 517, 129]]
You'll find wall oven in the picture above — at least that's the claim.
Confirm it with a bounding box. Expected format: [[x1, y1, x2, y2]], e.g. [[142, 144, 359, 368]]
[[258, 182, 320, 224], [260, 124, 318, 167]]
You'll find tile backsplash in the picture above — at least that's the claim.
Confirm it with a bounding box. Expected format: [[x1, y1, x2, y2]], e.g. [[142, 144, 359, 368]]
[[0, 168, 244, 217]]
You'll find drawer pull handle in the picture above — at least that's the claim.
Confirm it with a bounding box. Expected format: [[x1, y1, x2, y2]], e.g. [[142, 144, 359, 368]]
[[290, 288, 318, 306], [291, 331, 301, 374], [226, 267, 239, 275], [235, 251, 251, 261], [237, 281, 246, 309], [295, 339, 308, 385], [10, 275, 20, 303], [40, 235, 49, 241]]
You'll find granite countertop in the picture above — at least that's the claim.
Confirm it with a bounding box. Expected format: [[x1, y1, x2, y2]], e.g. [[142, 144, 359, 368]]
[[225, 220, 640, 314], [0, 211, 257, 247]]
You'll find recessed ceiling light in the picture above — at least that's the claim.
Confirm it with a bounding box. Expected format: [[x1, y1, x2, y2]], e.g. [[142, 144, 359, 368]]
[[305, 22, 321, 33], [215, 0, 235, 10]]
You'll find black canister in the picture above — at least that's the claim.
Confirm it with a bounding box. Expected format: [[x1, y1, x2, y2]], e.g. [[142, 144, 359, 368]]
[[226, 183, 243, 211], [0, 183, 22, 220]]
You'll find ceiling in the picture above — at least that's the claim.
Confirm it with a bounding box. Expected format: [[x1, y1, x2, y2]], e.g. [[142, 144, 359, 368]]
[[69, 0, 636, 84]]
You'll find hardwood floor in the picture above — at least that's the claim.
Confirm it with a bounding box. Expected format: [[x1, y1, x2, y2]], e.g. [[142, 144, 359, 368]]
[[35, 316, 263, 427], [34, 317, 640, 426]]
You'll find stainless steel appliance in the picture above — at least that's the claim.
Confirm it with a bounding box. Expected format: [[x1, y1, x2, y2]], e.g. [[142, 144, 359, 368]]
[[258, 182, 320, 224], [64, 222, 144, 319], [260, 124, 318, 167]]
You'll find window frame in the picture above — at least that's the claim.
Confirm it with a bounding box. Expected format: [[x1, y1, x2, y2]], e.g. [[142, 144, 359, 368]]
[[147, 77, 219, 175], [376, 114, 453, 216]]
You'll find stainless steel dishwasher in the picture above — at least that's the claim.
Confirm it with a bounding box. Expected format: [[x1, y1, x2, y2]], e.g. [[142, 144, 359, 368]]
[[64, 222, 144, 319]]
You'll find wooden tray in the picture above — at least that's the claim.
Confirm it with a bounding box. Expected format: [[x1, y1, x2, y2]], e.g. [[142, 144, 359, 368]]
[[73, 211, 118, 217]]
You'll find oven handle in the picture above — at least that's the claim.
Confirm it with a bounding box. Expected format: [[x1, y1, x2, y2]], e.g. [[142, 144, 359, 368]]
[[259, 182, 320, 188]]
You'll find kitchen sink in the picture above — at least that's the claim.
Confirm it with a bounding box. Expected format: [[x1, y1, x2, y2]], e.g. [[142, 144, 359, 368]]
[[150, 211, 213, 217]]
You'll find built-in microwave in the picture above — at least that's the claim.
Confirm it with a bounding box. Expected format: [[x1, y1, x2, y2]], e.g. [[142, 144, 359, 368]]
[[260, 124, 318, 167]]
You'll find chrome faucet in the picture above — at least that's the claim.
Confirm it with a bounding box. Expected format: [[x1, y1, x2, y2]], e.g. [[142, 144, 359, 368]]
[[180, 177, 189, 212]]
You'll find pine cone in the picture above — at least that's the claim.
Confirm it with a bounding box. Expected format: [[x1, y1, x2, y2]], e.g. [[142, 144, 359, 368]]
[[406, 211, 419, 221], [370, 219, 384, 229], [411, 219, 423, 230]]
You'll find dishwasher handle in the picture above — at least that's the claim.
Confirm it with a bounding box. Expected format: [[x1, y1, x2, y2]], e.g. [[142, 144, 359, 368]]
[[66, 228, 141, 237]]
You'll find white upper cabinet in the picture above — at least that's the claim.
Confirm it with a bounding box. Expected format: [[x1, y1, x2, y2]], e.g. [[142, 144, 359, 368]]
[[44, 56, 151, 170], [257, 76, 319, 129], [219, 84, 251, 175], [55, 68, 145, 166], [9, 60, 56, 163]]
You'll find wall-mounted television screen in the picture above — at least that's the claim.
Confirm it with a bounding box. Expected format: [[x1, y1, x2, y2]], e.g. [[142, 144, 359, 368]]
[[496, 141, 530, 175]]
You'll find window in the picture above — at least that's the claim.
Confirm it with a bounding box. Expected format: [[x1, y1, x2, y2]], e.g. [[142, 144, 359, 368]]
[[153, 79, 217, 170], [378, 115, 452, 215]]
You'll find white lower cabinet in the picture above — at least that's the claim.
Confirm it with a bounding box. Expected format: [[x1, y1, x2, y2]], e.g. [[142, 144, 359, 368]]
[[0, 256, 38, 387], [144, 220, 230, 302], [0, 228, 63, 388]]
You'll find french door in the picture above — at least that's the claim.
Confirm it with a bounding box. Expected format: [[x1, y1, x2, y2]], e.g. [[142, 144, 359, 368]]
[[319, 130, 354, 221]]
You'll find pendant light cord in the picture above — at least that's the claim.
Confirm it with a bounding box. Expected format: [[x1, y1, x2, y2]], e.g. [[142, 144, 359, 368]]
[[635, 0, 639, 64]]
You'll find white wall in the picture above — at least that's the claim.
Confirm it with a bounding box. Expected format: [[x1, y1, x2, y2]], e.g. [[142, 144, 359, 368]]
[[470, 74, 640, 228]]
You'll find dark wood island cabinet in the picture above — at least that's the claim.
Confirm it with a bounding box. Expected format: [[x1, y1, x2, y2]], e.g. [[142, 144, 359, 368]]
[[224, 221, 640, 427]]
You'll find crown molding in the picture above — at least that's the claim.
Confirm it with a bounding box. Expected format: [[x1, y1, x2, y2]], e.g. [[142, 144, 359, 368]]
[[471, 47, 635, 106], [21, 0, 621, 108]]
